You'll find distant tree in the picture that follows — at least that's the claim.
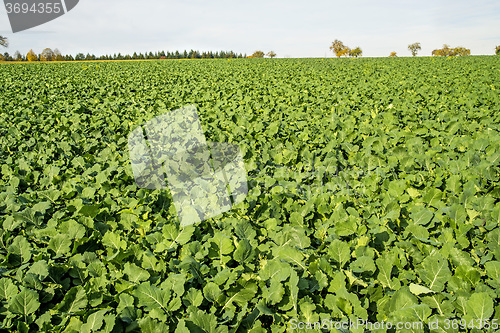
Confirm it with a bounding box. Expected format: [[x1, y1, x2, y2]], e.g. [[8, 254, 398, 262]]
[[451, 46, 470, 56], [266, 51, 277, 58], [0, 35, 7, 48], [389, 51, 397, 57], [495, 45, 500, 55], [53, 48, 64, 61], [408, 42, 421, 56], [330, 39, 349, 57], [251, 50, 265, 58], [27, 49, 38, 61], [40, 48, 54, 61], [349, 47, 362, 57], [75, 53, 85, 61], [14, 51, 22, 61], [432, 44, 470, 57]]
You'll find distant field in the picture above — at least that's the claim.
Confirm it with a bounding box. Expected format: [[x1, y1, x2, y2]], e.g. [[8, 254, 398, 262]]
[[1, 57, 499, 332]]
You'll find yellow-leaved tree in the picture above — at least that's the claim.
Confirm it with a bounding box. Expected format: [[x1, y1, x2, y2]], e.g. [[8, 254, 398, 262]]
[[250, 51, 265, 58], [27, 49, 38, 61], [330, 39, 349, 57]]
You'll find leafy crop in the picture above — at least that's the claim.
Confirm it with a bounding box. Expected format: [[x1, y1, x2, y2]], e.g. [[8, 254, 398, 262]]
[[0, 57, 499, 332]]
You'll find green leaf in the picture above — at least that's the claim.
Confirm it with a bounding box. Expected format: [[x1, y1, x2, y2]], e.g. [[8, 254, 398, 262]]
[[210, 232, 234, 255], [48, 234, 72, 257], [134, 282, 171, 314], [8, 235, 32, 264], [485, 261, 500, 288], [56, 285, 88, 314], [187, 309, 228, 333], [410, 207, 434, 226], [234, 239, 253, 263], [183, 288, 203, 307], [266, 279, 284, 305], [79, 204, 100, 218], [0, 278, 18, 301], [423, 188, 443, 208], [81, 309, 108, 333], [162, 273, 186, 297], [465, 292, 494, 321], [221, 282, 258, 311], [376, 255, 400, 290], [328, 239, 351, 268], [387, 287, 418, 317], [8, 288, 40, 315], [289, 270, 299, 314], [123, 262, 150, 284], [203, 282, 223, 304], [102, 231, 127, 251], [418, 254, 451, 292], [26, 260, 49, 279], [259, 259, 291, 282], [160, 224, 195, 250], [139, 317, 170, 333], [409, 283, 434, 296]]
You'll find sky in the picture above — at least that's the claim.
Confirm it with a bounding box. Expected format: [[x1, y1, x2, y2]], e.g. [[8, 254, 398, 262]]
[[1, 0, 499, 58]]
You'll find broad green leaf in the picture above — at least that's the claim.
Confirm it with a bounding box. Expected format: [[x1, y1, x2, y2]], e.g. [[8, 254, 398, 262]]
[[259, 259, 291, 282], [102, 231, 127, 250], [410, 207, 434, 226], [203, 282, 222, 303], [139, 317, 170, 333], [123, 262, 150, 284], [183, 288, 203, 307], [81, 309, 108, 333], [48, 234, 72, 257], [161, 224, 195, 250], [0, 278, 18, 300], [328, 239, 351, 268], [187, 309, 228, 333], [26, 260, 49, 279], [485, 261, 500, 288], [56, 285, 88, 314], [234, 239, 253, 263], [465, 292, 494, 321], [134, 282, 171, 314], [8, 288, 40, 315], [210, 232, 234, 255], [221, 282, 258, 311], [162, 273, 186, 297], [266, 279, 284, 305], [8, 235, 32, 264], [418, 254, 451, 292], [409, 283, 434, 296], [376, 255, 400, 290]]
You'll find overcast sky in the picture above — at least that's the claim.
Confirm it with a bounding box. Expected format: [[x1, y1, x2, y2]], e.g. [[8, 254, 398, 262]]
[[1, 0, 499, 57]]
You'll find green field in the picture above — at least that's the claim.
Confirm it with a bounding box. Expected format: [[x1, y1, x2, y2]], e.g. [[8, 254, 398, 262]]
[[1, 57, 500, 332]]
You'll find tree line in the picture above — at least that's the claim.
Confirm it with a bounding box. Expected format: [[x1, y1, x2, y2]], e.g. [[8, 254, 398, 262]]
[[0, 48, 248, 62], [1, 35, 500, 60], [331, 40, 500, 57]]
